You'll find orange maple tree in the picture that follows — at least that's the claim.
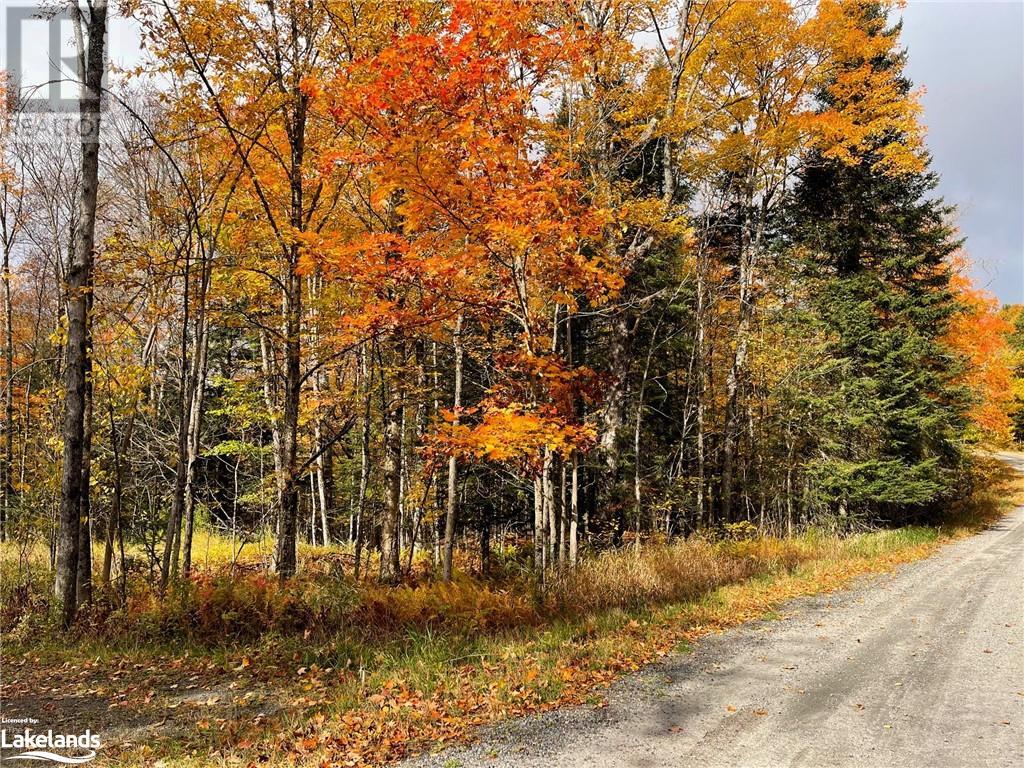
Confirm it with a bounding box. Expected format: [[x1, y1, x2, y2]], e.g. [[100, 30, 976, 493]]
[[945, 255, 1015, 440], [315, 0, 615, 470]]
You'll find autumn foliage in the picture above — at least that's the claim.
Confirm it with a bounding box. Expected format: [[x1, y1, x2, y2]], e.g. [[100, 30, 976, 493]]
[[0, 6, 1018, 762], [945, 256, 1015, 441]]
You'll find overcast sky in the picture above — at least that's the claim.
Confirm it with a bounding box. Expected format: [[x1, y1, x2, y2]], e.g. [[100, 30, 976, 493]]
[[900, 0, 1024, 305]]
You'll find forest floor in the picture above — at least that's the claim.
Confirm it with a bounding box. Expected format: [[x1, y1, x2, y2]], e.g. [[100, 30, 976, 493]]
[[1, 454, 1022, 768]]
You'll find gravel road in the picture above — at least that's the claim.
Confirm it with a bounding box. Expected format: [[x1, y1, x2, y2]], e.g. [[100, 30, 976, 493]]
[[407, 455, 1024, 768]]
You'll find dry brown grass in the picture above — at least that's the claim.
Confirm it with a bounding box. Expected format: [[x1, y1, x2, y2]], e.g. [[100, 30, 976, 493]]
[[546, 537, 814, 617]]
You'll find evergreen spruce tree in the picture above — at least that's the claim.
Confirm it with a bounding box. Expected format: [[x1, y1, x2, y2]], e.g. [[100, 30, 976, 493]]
[[790, 6, 968, 523]]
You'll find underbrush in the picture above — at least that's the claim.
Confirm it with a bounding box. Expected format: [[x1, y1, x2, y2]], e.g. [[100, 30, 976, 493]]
[[1, 535, 816, 645], [3, 452, 1020, 650], [0, 519, 967, 651], [2, 453, 1021, 766]]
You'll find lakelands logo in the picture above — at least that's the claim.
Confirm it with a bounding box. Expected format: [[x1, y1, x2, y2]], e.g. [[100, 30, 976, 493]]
[[0, 726, 100, 764]]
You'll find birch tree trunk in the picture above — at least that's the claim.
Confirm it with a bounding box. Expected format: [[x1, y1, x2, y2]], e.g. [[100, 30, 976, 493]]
[[598, 312, 634, 515], [694, 253, 708, 528], [533, 475, 543, 576], [720, 188, 759, 524], [542, 448, 554, 569], [442, 314, 463, 582], [380, 343, 404, 582], [568, 454, 579, 566], [181, 297, 210, 577], [353, 345, 371, 581]]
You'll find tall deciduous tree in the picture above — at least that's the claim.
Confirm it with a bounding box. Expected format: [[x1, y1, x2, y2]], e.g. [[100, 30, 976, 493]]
[[55, 0, 107, 627]]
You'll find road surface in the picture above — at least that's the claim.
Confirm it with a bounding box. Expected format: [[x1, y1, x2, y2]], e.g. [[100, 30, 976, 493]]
[[409, 454, 1024, 768]]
